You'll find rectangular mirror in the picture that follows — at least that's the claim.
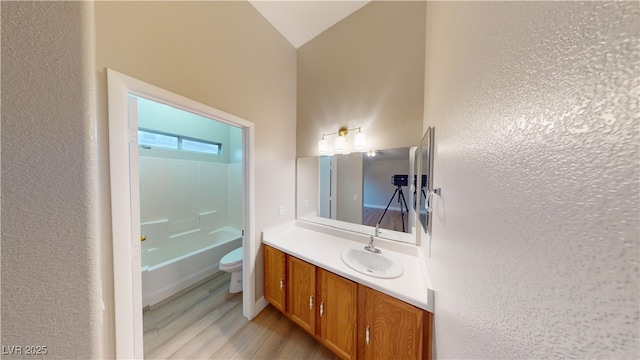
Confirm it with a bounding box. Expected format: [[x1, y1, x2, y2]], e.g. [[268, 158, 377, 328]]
[[296, 147, 418, 244], [416, 127, 434, 245]]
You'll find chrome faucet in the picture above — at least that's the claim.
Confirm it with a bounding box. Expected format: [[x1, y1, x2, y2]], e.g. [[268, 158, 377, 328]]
[[365, 224, 382, 254]]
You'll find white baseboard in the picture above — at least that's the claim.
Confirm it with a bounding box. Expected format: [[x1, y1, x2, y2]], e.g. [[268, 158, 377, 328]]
[[255, 296, 269, 314]]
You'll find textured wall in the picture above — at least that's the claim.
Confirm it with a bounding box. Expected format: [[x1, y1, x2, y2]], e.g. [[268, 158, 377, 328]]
[[297, 1, 425, 156], [1, 2, 101, 358], [95, 2, 297, 356], [424, 1, 639, 358]]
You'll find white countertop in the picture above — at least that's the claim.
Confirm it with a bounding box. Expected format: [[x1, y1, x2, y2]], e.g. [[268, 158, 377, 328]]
[[262, 221, 434, 313]]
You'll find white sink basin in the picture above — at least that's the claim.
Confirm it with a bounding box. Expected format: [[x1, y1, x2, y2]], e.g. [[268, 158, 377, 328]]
[[340, 248, 404, 279]]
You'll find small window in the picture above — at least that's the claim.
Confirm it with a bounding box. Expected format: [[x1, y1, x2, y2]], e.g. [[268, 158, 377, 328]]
[[181, 138, 221, 155], [138, 130, 178, 149], [138, 129, 221, 155]]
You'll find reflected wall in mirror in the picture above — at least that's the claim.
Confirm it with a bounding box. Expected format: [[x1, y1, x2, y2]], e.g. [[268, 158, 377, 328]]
[[296, 147, 418, 244]]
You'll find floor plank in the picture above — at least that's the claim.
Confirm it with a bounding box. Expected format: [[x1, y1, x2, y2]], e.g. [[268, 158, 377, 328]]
[[362, 206, 409, 233], [143, 272, 338, 359]]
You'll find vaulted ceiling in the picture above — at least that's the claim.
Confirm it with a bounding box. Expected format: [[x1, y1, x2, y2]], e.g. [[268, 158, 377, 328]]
[[249, 1, 370, 48]]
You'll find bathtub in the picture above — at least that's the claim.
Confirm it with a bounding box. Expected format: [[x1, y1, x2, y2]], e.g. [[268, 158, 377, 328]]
[[141, 226, 242, 307]]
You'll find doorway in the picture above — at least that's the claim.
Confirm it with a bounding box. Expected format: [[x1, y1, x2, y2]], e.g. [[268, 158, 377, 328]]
[[107, 69, 256, 359]]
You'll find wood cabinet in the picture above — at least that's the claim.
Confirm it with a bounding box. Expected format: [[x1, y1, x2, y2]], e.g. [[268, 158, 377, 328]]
[[263, 245, 286, 312], [288, 258, 358, 359], [287, 255, 316, 334], [263, 244, 431, 360], [358, 285, 432, 360], [318, 268, 358, 360]]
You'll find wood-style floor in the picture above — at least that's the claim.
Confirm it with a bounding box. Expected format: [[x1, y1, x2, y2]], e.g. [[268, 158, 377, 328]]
[[362, 207, 409, 233], [143, 272, 338, 359]]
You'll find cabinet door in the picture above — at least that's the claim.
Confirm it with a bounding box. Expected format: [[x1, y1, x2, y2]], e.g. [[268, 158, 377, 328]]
[[318, 269, 358, 360], [263, 245, 286, 312], [360, 286, 425, 360], [287, 256, 316, 334]]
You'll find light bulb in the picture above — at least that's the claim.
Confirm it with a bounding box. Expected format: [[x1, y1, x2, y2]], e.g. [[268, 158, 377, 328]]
[[318, 138, 328, 154], [354, 132, 366, 150], [335, 136, 346, 153]]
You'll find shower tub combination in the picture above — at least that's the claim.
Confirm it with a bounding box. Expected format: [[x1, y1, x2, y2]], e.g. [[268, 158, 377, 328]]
[[141, 217, 242, 307]]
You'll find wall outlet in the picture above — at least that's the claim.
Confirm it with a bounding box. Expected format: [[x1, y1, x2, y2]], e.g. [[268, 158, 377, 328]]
[[279, 205, 285, 216], [304, 199, 309, 208]]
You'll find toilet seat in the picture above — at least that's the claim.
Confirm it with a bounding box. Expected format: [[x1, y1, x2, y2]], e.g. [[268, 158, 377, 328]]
[[219, 247, 243, 293], [220, 247, 243, 271]]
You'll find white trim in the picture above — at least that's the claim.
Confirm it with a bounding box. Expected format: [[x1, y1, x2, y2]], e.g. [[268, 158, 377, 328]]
[[242, 121, 257, 320], [255, 296, 269, 314], [107, 69, 256, 359], [108, 71, 140, 359]]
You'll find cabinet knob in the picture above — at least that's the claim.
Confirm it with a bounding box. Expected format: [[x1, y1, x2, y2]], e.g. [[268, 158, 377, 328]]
[[319, 302, 324, 317], [279, 278, 284, 290], [140, 235, 147, 242], [309, 295, 314, 309]]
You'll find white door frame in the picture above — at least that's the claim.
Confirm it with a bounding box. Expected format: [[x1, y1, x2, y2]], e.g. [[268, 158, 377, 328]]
[[107, 69, 256, 359]]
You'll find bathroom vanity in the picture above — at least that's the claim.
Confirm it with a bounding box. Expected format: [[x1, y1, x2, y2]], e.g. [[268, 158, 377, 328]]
[[262, 222, 434, 360]]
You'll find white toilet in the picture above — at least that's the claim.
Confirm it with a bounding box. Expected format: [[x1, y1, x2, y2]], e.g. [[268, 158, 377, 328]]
[[219, 247, 243, 293]]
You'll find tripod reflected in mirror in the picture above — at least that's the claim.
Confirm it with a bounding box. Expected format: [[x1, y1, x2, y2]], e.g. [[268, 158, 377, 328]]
[[378, 175, 411, 232]]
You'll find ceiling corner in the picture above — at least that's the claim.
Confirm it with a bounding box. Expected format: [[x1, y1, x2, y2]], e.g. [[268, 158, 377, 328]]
[[249, 1, 371, 48]]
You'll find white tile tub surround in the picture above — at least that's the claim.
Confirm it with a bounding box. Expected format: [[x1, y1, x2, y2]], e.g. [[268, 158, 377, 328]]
[[141, 227, 242, 306], [227, 162, 243, 230], [141, 219, 169, 252], [139, 149, 244, 306], [262, 221, 434, 312], [198, 161, 230, 232], [199, 210, 219, 234], [143, 227, 242, 269], [139, 152, 234, 237]]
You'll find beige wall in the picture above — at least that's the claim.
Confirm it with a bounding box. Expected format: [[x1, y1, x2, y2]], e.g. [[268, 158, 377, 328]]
[[95, 2, 296, 356], [423, 2, 639, 357], [5, 1, 638, 358], [296, 157, 320, 218], [1, 2, 101, 358], [296, 1, 425, 157], [363, 157, 410, 209]]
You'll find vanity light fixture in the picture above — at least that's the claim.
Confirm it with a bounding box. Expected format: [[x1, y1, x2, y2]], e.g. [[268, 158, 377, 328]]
[[318, 126, 366, 154]]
